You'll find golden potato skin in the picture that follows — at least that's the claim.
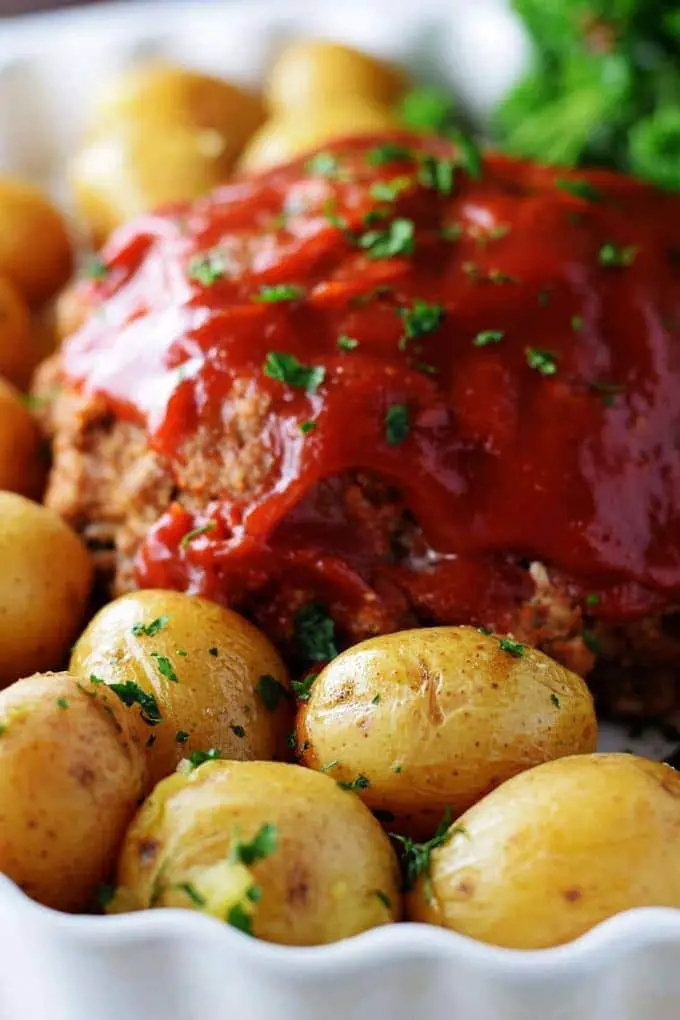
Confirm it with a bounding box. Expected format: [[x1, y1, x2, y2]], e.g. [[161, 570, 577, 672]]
[[0, 276, 35, 390], [70, 590, 293, 786], [0, 178, 73, 306], [298, 626, 596, 837], [237, 98, 398, 173], [409, 753, 680, 949], [266, 41, 405, 112], [0, 493, 93, 686], [0, 379, 46, 498], [114, 760, 400, 944], [0, 672, 147, 911]]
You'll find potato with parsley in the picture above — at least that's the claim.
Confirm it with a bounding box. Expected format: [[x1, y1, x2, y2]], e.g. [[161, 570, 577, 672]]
[[70, 590, 293, 786], [0, 671, 147, 911], [111, 760, 400, 944], [297, 626, 596, 837], [408, 753, 680, 949], [0, 492, 92, 686]]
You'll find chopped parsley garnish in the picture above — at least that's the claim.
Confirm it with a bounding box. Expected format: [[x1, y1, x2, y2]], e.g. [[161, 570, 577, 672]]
[[338, 774, 371, 792], [208, 647, 219, 657], [571, 315, 584, 332], [441, 222, 463, 242], [291, 673, 318, 702], [256, 674, 288, 711], [132, 615, 169, 637], [294, 603, 338, 663], [188, 252, 226, 286], [299, 421, 317, 434], [417, 155, 456, 195], [263, 351, 325, 393], [227, 903, 254, 935], [398, 299, 445, 346], [366, 144, 414, 166], [146, 734, 157, 749], [56, 697, 69, 709], [473, 330, 504, 347], [374, 890, 392, 909], [96, 883, 116, 909], [255, 284, 305, 303], [306, 152, 341, 177], [555, 178, 602, 202], [590, 381, 624, 407], [391, 807, 463, 892], [108, 682, 162, 725], [598, 243, 638, 268], [499, 636, 525, 657], [176, 730, 189, 744], [337, 334, 359, 351], [359, 218, 415, 260], [450, 127, 483, 179], [372, 694, 381, 705], [150, 652, 178, 683], [230, 724, 246, 738], [370, 176, 412, 202], [413, 360, 437, 376], [231, 823, 279, 866], [83, 256, 109, 281], [385, 403, 410, 446], [177, 649, 188, 657], [586, 593, 601, 607], [582, 630, 601, 655], [90, 674, 103, 685], [319, 760, 340, 773], [400, 86, 457, 134], [390, 762, 403, 774], [488, 269, 518, 284], [179, 521, 216, 550], [188, 748, 221, 768], [478, 627, 493, 636], [551, 693, 561, 709], [526, 347, 559, 376], [323, 201, 348, 231], [176, 882, 206, 907]]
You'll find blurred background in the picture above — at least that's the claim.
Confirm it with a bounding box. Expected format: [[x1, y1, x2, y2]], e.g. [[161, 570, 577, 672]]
[[1, 0, 97, 14]]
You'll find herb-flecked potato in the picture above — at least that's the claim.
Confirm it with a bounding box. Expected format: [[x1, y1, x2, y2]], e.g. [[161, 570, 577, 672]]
[[0, 379, 46, 498], [0, 492, 93, 686], [70, 590, 293, 786], [408, 753, 680, 949], [0, 672, 147, 912], [112, 760, 400, 944], [0, 178, 73, 306], [297, 626, 597, 837]]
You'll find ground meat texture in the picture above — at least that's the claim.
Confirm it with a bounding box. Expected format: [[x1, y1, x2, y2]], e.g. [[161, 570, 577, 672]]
[[35, 133, 680, 714]]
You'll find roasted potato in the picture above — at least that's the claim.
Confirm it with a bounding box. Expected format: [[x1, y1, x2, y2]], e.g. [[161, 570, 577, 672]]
[[0, 379, 46, 498], [0, 276, 36, 390], [298, 626, 596, 837], [408, 753, 680, 949], [112, 760, 400, 944], [0, 671, 147, 911], [70, 589, 293, 786], [0, 492, 92, 686], [266, 40, 405, 112], [0, 178, 73, 306], [237, 98, 398, 173]]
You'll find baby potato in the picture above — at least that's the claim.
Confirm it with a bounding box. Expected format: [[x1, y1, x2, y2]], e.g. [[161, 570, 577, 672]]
[[71, 119, 239, 244], [0, 378, 46, 498], [298, 626, 596, 837], [113, 760, 400, 944], [0, 492, 92, 685], [0, 178, 73, 306], [266, 40, 405, 113], [237, 98, 399, 173], [0, 671, 147, 911], [408, 753, 680, 949], [70, 589, 293, 786], [0, 275, 39, 390]]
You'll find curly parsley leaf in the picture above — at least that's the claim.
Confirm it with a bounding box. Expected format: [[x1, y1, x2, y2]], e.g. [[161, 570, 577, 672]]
[[525, 347, 559, 376], [108, 681, 162, 725], [263, 351, 325, 392], [231, 823, 279, 865], [294, 603, 339, 663], [385, 403, 410, 446], [255, 284, 305, 303], [256, 674, 288, 712], [359, 218, 415, 260]]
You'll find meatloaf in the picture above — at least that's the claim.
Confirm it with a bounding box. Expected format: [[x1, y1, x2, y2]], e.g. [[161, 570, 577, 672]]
[[36, 133, 680, 715]]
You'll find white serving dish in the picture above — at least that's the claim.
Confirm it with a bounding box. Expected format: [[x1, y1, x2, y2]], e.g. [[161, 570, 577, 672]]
[[1, 2, 680, 1017]]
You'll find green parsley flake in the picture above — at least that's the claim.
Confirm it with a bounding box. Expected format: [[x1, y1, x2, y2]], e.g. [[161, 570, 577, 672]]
[[338, 774, 371, 792], [391, 762, 403, 774], [391, 807, 463, 892], [571, 315, 584, 332], [150, 652, 178, 683], [291, 673, 318, 702], [306, 152, 341, 177], [400, 86, 457, 134], [359, 218, 415, 260], [294, 603, 338, 663], [526, 347, 559, 376], [255, 284, 305, 303], [227, 903, 254, 935], [590, 381, 624, 407], [473, 330, 504, 347], [230, 725, 246, 738], [441, 222, 463, 242], [96, 883, 116, 909], [176, 730, 189, 744], [450, 127, 483, 179], [555, 178, 602, 202], [209, 647, 219, 657], [179, 521, 216, 550], [188, 748, 221, 769], [598, 243, 639, 268], [551, 693, 561, 708], [586, 593, 601, 607], [582, 630, 601, 655], [478, 627, 493, 636], [385, 403, 410, 446], [132, 615, 169, 637], [108, 682, 162, 725], [188, 252, 226, 286], [398, 300, 445, 345], [374, 890, 392, 909], [263, 351, 325, 392], [337, 334, 359, 351], [256, 674, 288, 711], [499, 636, 525, 657], [83, 256, 109, 282], [299, 421, 317, 434], [231, 823, 278, 866], [417, 155, 455, 196], [176, 882, 206, 907], [366, 144, 414, 166], [56, 697, 69, 709], [370, 176, 412, 202], [372, 694, 381, 705], [146, 734, 157, 749], [320, 760, 340, 773]]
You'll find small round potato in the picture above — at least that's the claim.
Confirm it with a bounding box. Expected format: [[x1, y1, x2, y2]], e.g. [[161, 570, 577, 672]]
[[113, 760, 400, 944], [0, 178, 73, 306], [0, 275, 48, 391], [0, 671, 147, 911], [0, 492, 92, 686], [0, 378, 46, 498], [408, 753, 680, 949], [237, 98, 399, 173], [298, 626, 596, 837], [70, 590, 293, 786], [266, 40, 405, 112]]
